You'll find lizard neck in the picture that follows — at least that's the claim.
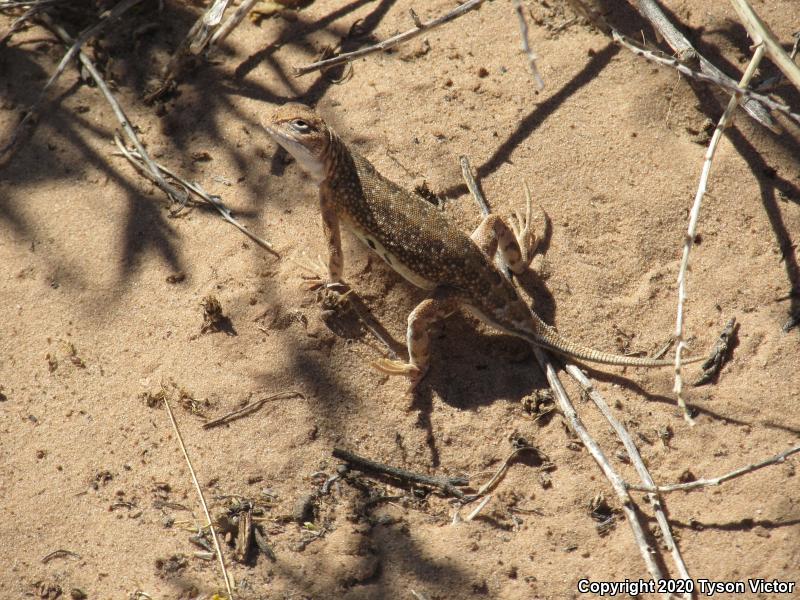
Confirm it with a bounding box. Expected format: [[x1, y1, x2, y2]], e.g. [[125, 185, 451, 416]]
[[322, 130, 358, 188]]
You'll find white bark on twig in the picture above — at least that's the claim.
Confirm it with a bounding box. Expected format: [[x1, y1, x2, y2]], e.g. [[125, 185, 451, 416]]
[[566, 365, 692, 599], [294, 0, 487, 76], [512, 0, 544, 90], [533, 349, 670, 592], [628, 444, 800, 493], [673, 44, 766, 425]]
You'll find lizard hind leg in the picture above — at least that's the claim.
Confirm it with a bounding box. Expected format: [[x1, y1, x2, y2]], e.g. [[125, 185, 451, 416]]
[[372, 289, 462, 394], [469, 182, 537, 275]]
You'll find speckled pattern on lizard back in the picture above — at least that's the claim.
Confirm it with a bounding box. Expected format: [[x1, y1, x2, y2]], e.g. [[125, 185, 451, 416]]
[[263, 103, 702, 390]]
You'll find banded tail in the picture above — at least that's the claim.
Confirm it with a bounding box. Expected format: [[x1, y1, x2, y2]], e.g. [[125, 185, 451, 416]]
[[522, 313, 705, 367]]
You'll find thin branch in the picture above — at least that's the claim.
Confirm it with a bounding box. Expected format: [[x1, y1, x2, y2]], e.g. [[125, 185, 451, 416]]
[[0, 1, 46, 46], [693, 316, 737, 386], [532, 348, 669, 590], [202, 391, 304, 429], [460, 155, 513, 279], [112, 139, 280, 256], [628, 444, 800, 493], [155, 0, 230, 97], [0, 0, 143, 159], [730, 0, 800, 91], [0, 0, 65, 12], [162, 395, 234, 600], [611, 31, 800, 127], [674, 43, 766, 425], [566, 365, 692, 597], [631, 0, 777, 132], [38, 13, 187, 204], [464, 495, 492, 521], [294, 0, 487, 76], [209, 0, 258, 48], [471, 443, 543, 498], [460, 151, 670, 589], [459, 155, 490, 216], [189, 0, 230, 54], [512, 0, 544, 90], [332, 447, 469, 499]]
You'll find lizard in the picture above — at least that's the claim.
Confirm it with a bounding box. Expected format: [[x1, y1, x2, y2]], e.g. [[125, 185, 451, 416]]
[[263, 103, 703, 390]]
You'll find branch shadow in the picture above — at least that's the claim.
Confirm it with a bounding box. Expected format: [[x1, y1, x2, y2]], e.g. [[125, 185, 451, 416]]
[[442, 43, 621, 199]]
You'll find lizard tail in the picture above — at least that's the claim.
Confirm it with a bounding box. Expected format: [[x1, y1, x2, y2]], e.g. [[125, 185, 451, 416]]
[[522, 314, 705, 367]]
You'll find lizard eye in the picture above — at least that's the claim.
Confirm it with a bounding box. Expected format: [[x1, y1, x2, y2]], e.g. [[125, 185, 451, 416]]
[[290, 119, 311, 133]]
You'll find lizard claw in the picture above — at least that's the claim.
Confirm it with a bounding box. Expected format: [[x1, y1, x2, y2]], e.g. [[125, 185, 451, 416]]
[[371, 358, 426, 394], [294, 255, 346, 291], [509, 181, 539, 266]]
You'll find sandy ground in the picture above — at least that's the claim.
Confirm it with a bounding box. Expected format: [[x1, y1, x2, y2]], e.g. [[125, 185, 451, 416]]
[[1, 1, 799, 598]]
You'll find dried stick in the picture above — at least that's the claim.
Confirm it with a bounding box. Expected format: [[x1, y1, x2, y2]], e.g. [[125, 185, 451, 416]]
[[0, 1, 52, 46], [469, 443, 543, 499], [566, 365, 692, 597], [188, 0, 230, 54], [730, 0, 800, 91], [113, 139, 280, 256], [693, 316, 736, 386], [162, 395, 234, 600], [512, 0, 544, 90], [294, 0, 487, 76], [464, 495, 492, 521], [460, 155, 513, 280], [628, 444, 800, 493], [0, 0, 143, 158], [202, 390, 304, 429], [209, 0, 258, 48], [631, 0, 776, 131], [459, 156, 490, 216], [156, 0, 230, 95], [461, 152, 668, 588], [38, 13, 187, 204], [533, 348, 668, 590], [332, 447, 469, 499], [674, 44, 766, 425], [611, 31, 800, 127]]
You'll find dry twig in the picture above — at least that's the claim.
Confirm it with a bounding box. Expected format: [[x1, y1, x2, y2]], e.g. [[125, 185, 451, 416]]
[[611, 31, 800, 127], [730, 0, 800, 91], [294, 0, 487, 76], [533, 348, 669, 589], [674, 44, 766, 425], [209, 0, 259, 48], [693, 317, 737, 386], [153, 0, 230, 98], [631, 0, 777, 131], [36, 12, 188, 204], [202, 391, 304, 429], [512, 0, 544, 90], [162, 395, 234, 600], [0, 0, 57, 46], [332, 447, 469, 499], [628, 444, 800, 493], [470, 442, 543, 498], [0, 0, 143, 158], [566, 365, 692, 597], [113, 139, 280, 256]]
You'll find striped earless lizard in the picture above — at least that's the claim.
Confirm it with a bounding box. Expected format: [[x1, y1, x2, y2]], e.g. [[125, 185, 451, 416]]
[[264, 103, 701, 390]]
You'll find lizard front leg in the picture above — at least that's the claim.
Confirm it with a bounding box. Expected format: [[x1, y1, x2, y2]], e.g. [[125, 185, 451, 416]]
[[320, 188, 344, 283], [373, 288, 462, 393], [470, 183, 537, 275], [300, 189, 346, 290]]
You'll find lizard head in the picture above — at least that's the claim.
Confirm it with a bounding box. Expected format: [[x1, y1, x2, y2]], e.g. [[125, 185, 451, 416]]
[[263, 103, 330, 184]]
